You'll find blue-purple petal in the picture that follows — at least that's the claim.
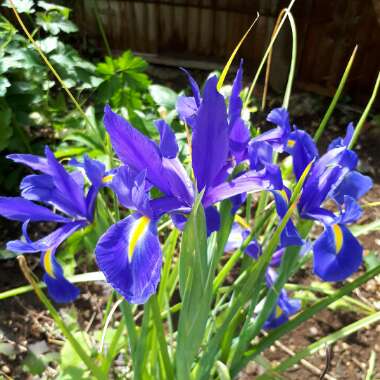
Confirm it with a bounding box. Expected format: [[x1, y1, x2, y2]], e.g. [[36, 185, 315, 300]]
[[229, 59, 243, 126], [203, 170, 281, 207], [332, 171, 373, 204], [0, 196, 69, 223], [192, 76, 229, 191], [155, 119, 179, 159], [7, 153, 53, 174], [313, 224, 362, 281], [95, 214, 162, 304]]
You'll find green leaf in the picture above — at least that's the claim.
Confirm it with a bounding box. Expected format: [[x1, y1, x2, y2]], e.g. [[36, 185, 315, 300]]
[[351, 219, 380, 237], [116, 50, 148, 72], [22, 351, 46, 375], [2, 0, 34, 13], [37, 1, 69, 13], [36, 12, 78, 35], [363, 251, 380, 271], [0, 99, 12, 151], [149, 84, 178, 109], [235, 264, 380, 375], [257, 311, 380, 379], [60, 331, 92, 371], [0, 76, 10, 96], [38, 36, 59, 53], [177, 192, 210, 379]]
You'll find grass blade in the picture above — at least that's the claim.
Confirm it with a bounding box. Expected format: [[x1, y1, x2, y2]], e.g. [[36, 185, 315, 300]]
[[217, 13, 260, 91], [349, 71, 380, 149], [314, 45, 358, 142], [256, 311, 380, 379], [234, 264, 380, 375]]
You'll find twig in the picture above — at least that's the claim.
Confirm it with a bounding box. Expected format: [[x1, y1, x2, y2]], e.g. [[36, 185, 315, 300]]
[[264, 332, 337, 380], [319, 344, 332, 380]]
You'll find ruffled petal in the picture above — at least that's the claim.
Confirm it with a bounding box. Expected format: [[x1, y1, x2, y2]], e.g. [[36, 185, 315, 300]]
[[313, 224, 362, 281], [110, 166, 153, 216], [95, 214, 162, 304]]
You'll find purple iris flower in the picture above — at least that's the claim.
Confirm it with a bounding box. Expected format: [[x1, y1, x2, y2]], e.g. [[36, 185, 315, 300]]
[[287, 123, 373, 281], [225, 223, 301, 329], [0, 148, 107, 303], [263, 267, 301, 329], [96, 75, 281, 304]]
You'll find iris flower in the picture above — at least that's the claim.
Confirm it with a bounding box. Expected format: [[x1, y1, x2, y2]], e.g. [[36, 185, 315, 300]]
[[225, 223, 301, 329], [287, 123, 372, 281], [0, 148, 106, 302], [95, 74, 281, 304]]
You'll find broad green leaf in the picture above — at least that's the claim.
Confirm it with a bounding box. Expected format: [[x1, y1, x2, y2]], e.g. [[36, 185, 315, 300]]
[[38, 36, 59, 53], [177, 192, 210, 380], [2, 0, 34, 13], [149, 84, 178, 109], [0, 76, 10, 96]]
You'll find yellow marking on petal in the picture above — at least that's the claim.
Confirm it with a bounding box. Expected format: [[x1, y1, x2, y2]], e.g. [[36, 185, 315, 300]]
[[332, 224, 343, 253], [234, 214, 250, 230], [287, 139, 295, 148], [44, 248, 55, 278], [275, 306, 283, 318], [102, 174, 114, 184], [128, 216, 150, 262], [278, 189, 289, 203]]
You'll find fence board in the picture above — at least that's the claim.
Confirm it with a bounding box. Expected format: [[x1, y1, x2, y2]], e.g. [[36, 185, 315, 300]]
[[72, 0, 380, 103]]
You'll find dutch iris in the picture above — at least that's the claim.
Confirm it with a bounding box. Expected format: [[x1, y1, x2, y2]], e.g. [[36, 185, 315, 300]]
[[95, 72, 281, 304], [0, 148, 107, 302]]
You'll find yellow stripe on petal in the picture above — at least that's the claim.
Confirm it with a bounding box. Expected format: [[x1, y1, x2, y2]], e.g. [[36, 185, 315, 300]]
[[332, 224, 343, 253], [102, 174, 114, 184], [44, 248, 55, 278], [275, 306, 283, 318], [287, 139, 295, 148], [128, 216, 150, 262], [278, 189, 289, 203]]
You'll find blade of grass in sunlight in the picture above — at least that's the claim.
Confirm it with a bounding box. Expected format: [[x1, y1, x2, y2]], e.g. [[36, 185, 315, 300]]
[[262, 9, 297, 110], [233, 264, 380, 376], [314, 45, 358, 142], [17, 256, 107, 380], [243, 0, 296, 109], [217, 13, 260, 91], [0, 271, 105, 300], [349, 71, 380, 149]]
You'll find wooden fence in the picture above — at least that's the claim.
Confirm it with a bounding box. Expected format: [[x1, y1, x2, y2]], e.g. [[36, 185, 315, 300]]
[[71, 0, 380, 103]]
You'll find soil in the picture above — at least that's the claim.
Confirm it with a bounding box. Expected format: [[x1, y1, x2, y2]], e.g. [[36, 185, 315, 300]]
[[0, 80, 379, 379]]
